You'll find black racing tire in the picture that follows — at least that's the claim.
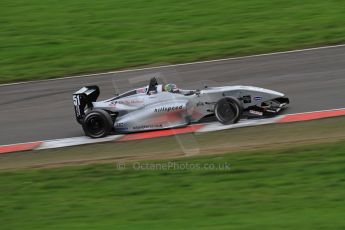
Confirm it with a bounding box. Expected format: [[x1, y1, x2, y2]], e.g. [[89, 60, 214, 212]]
[[82, 109, 113, 138], [214, 97, 243, 125]]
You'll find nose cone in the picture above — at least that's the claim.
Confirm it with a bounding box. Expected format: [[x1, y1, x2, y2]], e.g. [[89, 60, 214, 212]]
[[268, 89, 285, 97], [242, 86, 284, 97]]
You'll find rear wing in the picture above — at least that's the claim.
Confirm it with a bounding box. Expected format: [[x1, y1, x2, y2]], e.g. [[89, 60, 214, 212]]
[[73, 86, 100, 124]]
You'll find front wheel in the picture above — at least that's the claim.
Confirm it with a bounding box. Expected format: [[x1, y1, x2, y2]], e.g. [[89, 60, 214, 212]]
[[214, 97, 243, 125], [82, 109, 113, 138]]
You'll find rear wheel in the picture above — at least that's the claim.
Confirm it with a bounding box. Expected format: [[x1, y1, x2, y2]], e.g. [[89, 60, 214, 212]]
[[214, 97, 243, 124], [82, 110, 113, 138]]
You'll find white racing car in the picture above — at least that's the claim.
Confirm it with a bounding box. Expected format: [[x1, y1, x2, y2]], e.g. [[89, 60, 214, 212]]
[[73, 78, 289, 138]]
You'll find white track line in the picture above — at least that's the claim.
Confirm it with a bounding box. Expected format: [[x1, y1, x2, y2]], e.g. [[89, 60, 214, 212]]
[[196, 117, 282, 133], [1, 43, 345, 87], [36, 135, 123, 150]]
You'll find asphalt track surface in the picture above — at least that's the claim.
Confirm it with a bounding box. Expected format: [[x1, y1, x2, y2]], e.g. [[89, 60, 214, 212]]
[[1, 46, 345, 145]]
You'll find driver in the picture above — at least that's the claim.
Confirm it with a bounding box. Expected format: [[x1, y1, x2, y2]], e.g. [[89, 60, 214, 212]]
[[164, 83, 178, 93], [164, 83, 195, 95]]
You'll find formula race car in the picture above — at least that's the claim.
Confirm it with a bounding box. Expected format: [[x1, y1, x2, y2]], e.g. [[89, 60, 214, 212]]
[[73, 78, 289, 138]]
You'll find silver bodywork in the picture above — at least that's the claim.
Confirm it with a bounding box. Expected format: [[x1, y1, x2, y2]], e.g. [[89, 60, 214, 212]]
[[74, 84, 289, 133]]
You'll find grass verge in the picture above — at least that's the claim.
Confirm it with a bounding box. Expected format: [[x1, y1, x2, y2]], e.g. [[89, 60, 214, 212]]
[[1, 0, 345, 83], [1, 140, 345, 229]]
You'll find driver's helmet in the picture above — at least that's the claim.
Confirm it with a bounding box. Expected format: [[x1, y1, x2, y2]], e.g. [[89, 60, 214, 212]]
[[164, 83, 178, 93]]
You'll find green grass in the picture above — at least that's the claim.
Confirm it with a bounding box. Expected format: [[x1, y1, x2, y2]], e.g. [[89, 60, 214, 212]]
[[1, 141, 345, 229], [1, 0, 345, 83]]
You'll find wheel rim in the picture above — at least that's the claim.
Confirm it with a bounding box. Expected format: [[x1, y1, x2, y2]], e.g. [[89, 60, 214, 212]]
[[216, 100, 238, 123], [86, 115, 105, 136]]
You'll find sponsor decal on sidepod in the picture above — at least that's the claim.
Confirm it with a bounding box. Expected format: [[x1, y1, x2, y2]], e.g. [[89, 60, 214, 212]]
[[154, 105, 184, 113]]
